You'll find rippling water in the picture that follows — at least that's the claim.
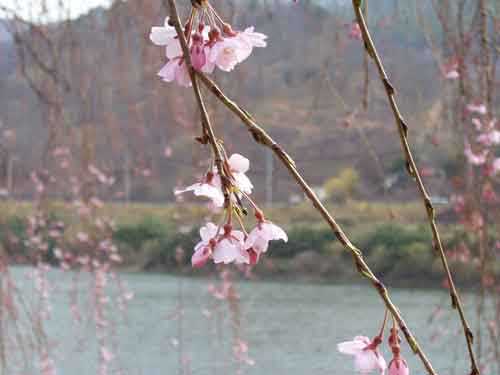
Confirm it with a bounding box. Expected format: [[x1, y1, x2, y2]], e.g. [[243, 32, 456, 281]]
[[6, 268, 490, 375]]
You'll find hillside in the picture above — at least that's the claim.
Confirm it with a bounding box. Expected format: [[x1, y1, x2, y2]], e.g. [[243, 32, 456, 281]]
[[0, 0, 452, 203]]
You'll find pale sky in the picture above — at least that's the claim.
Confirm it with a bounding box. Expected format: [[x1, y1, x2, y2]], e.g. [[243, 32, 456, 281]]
[[0, 0, 114, 22]]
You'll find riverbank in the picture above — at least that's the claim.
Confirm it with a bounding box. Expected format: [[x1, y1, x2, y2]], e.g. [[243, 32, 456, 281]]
[[0, 200, 497, 289]]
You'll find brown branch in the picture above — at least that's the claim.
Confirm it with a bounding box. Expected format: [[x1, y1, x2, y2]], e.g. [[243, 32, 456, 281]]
[[191, 71, 437, 375], [351, 1, 479, 374], [166, 0, 231, 204]]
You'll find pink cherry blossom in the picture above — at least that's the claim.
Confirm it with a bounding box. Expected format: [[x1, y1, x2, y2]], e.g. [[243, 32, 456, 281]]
[[347, 22, 362, 40], [209, 37, 249, 72], [244, 219, 287, 265], [388, 327, 409, 375], [442, 61, 459, 80], [466, 103, 487, 115], [338, 336, 386, 375], [77, 232, 89, 243], [164, 146, 173, 157], [175, 171, 224, 207], [227, 153, 254, 194], [493, 158, 500, 175], [40, 353, 56, 375], [201, 46, 216, 73], [445, 70, 459, 80], [190, 33, 206, 71], [100, 347, 114, 363], [464, 142, 488, 166], [472, 118, 483, 131], [212, 226, 249, 265], [150, 17, 182, 59], [477, 130, 500, 147], [234, 26, 267, 61], [388, 358, 409, 375], [191, 223, 218, 268], [192, 223, 249, 267], [158, 58, 192, 88]]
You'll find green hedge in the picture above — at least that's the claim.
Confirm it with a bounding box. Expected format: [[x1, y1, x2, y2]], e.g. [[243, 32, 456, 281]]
[[1, 212, 496, 286]]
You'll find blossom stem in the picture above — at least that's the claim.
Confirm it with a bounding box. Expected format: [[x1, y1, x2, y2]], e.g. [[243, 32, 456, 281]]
[[234, 210, 248, 237], [377, 309, 388, 339], [207, 3, 225, 28], [239, 191, 261, 216], [351, 2, 479, 374], [185, 8, 197, 43]]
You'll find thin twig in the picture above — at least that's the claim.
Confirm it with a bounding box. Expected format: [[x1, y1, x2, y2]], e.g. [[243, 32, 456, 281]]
[[351, 1, 479, 374]]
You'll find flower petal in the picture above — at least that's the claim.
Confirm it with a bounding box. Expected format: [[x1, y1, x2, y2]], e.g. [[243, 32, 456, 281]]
[[355, 350, 385, 374], [166, 39, 182, 59], [213, 239, 248, 264], [337, 339, 367, 355], [200, 222, 218, 242], [158, 60, 178, 82], [229, 154, 250, 173], [193, 184, 225, 207], [192, 245, 211, 268], [234, 173, 253, 194], [150, 27, 176, 46], [262, 222, 288, 242]]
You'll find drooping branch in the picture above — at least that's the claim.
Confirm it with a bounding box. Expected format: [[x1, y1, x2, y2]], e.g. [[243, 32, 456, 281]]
[[166, 0, 231, 204], [350, 1, 479, 374], [193, 70, 438, 375]]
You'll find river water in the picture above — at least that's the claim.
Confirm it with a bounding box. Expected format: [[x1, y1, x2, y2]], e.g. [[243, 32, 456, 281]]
[[6, 268, 488, 375]]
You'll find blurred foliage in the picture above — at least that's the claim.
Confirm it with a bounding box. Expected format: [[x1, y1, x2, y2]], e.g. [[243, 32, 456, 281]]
[[323, 168, 360, 200], [0, 200, 497, 287]]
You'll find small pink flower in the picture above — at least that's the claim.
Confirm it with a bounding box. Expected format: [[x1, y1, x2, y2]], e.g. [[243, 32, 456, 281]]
[[388, 358, 409, 375], [234, 339, 256, 366], [192, 223, 249, 267], [388, 328, 409, 375], [40, 353, 56, 375], [150, 17, 182, 59], [442, 61, 459, 80], [175, 171, 224, 207], [445, 70, 459, 80], [192, 223, 217, 268], [213, 225, 249, 265], [201, 46, 216, 73], [77, 232, 89, 243], [234, 26, 267, 61], [472, 118, 483, 131], [493, 158, 500, 175], [190, 33, 206, 71], [158, 58, 191, 87], [244, 217, 287, 265], [226, 153, 254, 194], [100, 347, 114, 363], [466, 103, 487, 115], [477, 130, 500, 147], [209, 37, 249, 72], [347, 22, 362, 40], [164, 146, 173, 158], [338, 336, 386, 375], [464, 142, 488, 166]]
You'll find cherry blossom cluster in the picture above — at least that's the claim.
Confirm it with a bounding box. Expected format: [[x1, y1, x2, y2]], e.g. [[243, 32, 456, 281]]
[[175, 153, 287, 268], [24, 148, 134, 375], [338, 312, 409, 375], [463, 103, 500, 175], [150, 0, 267, 87]]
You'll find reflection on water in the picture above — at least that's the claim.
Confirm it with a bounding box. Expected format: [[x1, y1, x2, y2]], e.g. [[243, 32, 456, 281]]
[[7, 267, 487, 375]]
